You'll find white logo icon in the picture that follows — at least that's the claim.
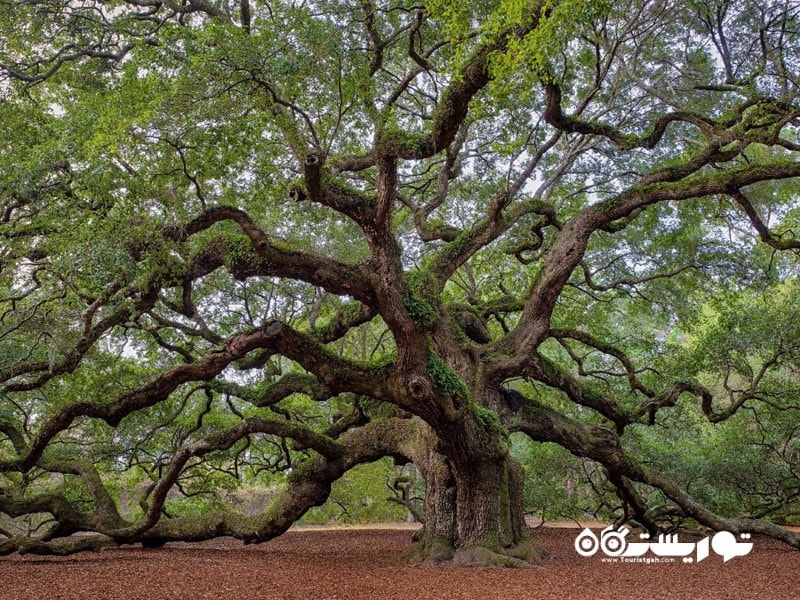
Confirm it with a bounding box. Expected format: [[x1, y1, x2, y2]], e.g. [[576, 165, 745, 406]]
[[574, 526, 753, 563]]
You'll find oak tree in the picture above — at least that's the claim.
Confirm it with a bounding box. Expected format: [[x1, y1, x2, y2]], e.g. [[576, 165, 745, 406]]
[[1, 0, 800, 566]]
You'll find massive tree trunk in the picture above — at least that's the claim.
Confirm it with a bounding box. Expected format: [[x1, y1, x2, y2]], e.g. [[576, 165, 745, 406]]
[[408, 415, 537, 567]]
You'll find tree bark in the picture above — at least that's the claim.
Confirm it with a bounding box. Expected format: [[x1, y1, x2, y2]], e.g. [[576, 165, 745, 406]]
[[408, 417, 539, 567]]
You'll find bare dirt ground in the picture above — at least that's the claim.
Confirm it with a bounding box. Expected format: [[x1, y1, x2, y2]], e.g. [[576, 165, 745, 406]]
[[1, 526, 797, 600]]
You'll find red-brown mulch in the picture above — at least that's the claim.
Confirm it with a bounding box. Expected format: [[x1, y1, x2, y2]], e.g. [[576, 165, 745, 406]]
[[1, 527, 797, 600]]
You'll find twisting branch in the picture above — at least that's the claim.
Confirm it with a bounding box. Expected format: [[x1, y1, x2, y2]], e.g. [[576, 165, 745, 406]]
[[544, 82, 717, 149], [633, 345, 784, 424], [731, 190, 800, 250], [490, 158, 800, 374], [1, 418, 421, 555], [113, 415, 345, 540], [165, 205, 376, 301], [574, 261, 700, 293], [527, 352, 631, 431], [0, 319, 392, 474], [505, 391, 800, 550], [550, 328, 655, 398]]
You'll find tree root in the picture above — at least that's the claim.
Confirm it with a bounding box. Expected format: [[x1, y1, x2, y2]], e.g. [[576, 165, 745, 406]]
[[451, 544, 543, 568], [1, 534, 118, 556], [406, 534, 546, 568], [404, 535, 455, 564]]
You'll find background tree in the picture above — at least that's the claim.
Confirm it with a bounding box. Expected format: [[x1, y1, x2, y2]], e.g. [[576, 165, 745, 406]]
[[1, 0, 800, 566]]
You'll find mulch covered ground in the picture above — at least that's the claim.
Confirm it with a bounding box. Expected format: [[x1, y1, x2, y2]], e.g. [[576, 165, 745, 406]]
[[1, 526, 797, 600]]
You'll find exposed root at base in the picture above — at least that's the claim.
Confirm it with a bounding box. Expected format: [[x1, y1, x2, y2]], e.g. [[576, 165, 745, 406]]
[[406, 535, 547, 568], [452, 545, 535, 568], [404, 535, 455, 564]]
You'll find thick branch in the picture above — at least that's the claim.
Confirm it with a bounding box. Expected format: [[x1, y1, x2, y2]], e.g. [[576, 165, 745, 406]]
[[507, 393, 800, 549], [2, 418, 421, 554], [114, 415, 345, 540], [167, 205, 375, 301], [491, 159, 800, 371]]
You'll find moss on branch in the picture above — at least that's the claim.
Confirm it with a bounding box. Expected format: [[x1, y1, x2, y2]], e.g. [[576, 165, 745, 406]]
[[426, 349, 470, 401]]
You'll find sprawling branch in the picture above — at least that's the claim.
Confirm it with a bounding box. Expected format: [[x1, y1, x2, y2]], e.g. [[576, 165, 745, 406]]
[[1, 417, 421, 555], [490, 158, 800, 373], [166, 206, 375, 302], [550, 328, 656, 398], [507, 393, 800, 549], [344, 1, 552, 167], [0, 320, 390, 474], [544, 82, 716, 149], [0, 281, 161, 393], [527, 352, 631, 431], [113, 414, 345, 541]]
